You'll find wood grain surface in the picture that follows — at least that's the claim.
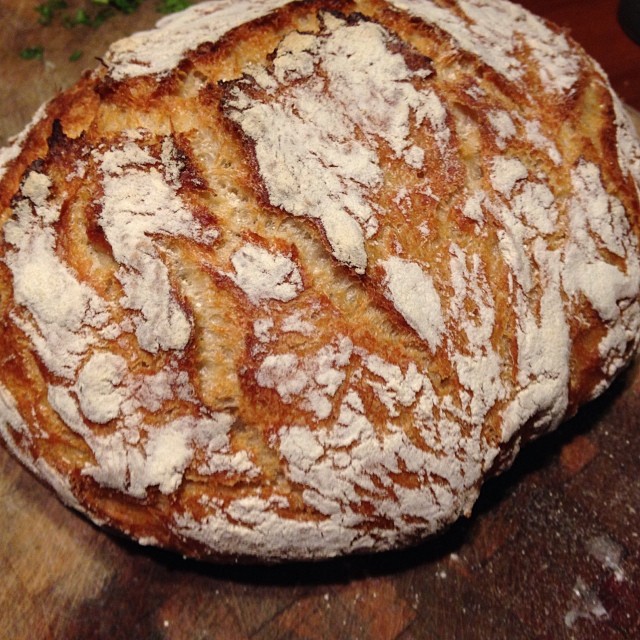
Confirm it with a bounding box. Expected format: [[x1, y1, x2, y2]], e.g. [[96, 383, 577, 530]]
[[1, 1, 639, 639]]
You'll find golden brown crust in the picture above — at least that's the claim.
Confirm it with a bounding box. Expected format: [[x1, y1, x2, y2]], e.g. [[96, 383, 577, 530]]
[[1, 0, 639, 561]]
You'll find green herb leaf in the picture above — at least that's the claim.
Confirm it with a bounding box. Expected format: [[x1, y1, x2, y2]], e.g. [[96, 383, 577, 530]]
[[36, 0, 68, 25], [91, 7, 114, 27], [69, 50, 83, 61], [62, 8, 92, 27], [156, 0, 190, 13], [109, 0, 141, 14], [20, 46, 45, 60]]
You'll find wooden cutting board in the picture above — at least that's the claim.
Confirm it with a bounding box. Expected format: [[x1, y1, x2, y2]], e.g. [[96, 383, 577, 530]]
[[1, 2, 639, 639]]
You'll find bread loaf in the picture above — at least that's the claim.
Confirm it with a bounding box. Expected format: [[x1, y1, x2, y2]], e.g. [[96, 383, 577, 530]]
[[1, 0, 639, 561]]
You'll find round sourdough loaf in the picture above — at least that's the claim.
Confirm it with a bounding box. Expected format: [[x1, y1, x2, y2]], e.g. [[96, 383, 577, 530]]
[[1, 0, 639, 561]]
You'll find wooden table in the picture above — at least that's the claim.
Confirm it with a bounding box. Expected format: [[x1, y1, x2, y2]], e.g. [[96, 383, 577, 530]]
[[1, 1, 639, 639]]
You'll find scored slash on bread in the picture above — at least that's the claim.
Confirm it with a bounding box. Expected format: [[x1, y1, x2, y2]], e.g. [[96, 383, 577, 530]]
[[0, 0, 639, 561]]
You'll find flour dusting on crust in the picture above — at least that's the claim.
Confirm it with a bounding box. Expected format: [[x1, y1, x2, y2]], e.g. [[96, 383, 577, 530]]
[[224, 13, 437, 273]]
